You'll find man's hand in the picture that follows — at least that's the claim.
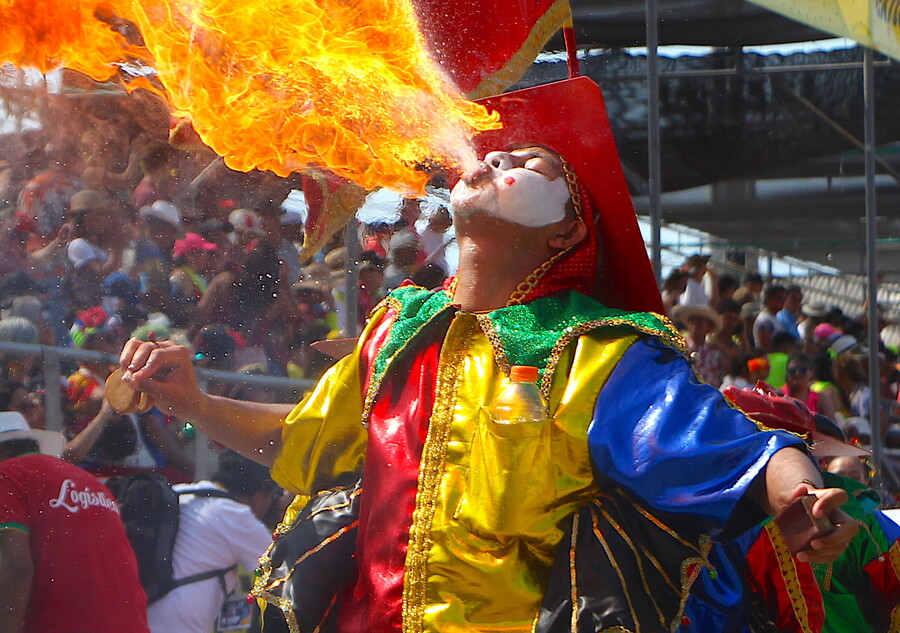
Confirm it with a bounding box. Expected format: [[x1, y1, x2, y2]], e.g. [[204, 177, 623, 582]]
[[788, 483, 858, 563], [119, 338, 204, 421], [121, 338, 292, 465]]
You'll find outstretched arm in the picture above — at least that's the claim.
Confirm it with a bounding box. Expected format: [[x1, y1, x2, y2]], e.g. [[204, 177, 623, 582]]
[[750, 445, 858, 563], [119, 338, 293, 466]]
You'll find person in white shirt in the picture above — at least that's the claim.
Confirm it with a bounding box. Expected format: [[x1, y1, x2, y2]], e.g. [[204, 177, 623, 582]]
[[147, 450, 279, 633], [678, 253, 717, 308]]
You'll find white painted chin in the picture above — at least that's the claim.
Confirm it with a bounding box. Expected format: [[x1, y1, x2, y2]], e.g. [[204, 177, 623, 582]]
[[450, 169, 570, 228], [449, 180, 494, 220]]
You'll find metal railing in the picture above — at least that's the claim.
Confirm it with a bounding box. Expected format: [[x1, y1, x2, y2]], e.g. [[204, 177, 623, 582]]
[[0, 341, 316, 478]]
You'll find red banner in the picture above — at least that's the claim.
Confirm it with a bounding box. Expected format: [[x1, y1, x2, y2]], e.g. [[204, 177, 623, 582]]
[[412, 0, 571, 98]]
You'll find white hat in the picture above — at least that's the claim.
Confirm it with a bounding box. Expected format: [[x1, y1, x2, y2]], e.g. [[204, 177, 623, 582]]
[[67, 238, 108, 270], [830, 334, 858, 356], [673, 303, 723, 332], [0, 411, 65, 457], [228, 209, 267, 236], [139, 200, 182, 228]]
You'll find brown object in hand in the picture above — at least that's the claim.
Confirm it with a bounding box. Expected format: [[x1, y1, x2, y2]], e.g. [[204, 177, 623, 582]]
[[773, 494, 835, 555], [105, 368, 155, 415]]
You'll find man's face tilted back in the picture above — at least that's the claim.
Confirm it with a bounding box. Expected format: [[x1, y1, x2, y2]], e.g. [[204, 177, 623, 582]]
[[449, 146, 571, 228]]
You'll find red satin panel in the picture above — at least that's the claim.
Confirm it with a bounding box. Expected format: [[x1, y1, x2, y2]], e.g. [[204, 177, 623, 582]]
[[338, 310, 444, 633]]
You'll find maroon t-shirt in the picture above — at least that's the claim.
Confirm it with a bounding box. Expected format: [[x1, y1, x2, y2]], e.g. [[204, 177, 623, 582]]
[[0, 453, 149, 633]]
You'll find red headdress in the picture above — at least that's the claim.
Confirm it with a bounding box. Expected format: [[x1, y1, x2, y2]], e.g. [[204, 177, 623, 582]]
[[468, 77, 664, 314]]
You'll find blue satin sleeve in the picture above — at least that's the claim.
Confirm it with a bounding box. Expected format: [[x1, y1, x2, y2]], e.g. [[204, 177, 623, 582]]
[[874, 509, 900, 543], [588, 337, 804, 538]]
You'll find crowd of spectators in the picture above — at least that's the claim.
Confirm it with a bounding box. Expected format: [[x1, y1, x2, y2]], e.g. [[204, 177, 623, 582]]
[[665, 253, 900, 502], [0, 102, 454, 488], [0, 102, 459, 631]]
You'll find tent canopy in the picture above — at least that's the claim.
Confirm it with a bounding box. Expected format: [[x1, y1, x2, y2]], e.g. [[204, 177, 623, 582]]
[[532, 2, 900, 281], [561, 0, 829, 48]]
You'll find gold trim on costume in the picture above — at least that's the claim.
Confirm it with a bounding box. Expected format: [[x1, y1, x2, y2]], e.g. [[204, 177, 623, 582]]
[[598, 506, 668, 627], [822, 562, 833, 592], [507, 247, 573, 306], [251, 521, 359, 633], [312, 594, 339, 633], [602, 490, 702, 555], [474, 313, 511, 375], [765, 523, 814, 633], [402, 316, 476, 633], [466, 0, 573, 100], [671, 550, 711, 633], [538, 316, 684, 401], [251, 485, 362, 633], [569, 510, 580, 633], [588, 508, 642, 629], [889, 540, 900, 584]]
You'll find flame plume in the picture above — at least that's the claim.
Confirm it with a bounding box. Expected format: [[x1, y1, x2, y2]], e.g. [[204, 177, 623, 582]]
[[0, 0, 146, 81], [1, 0, 500, 193]]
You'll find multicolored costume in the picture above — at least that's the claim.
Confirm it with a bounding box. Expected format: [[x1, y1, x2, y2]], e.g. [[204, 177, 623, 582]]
[[251, 78, 805, 633], [681, 384, 899, 633], [812, 472, 900, 633]]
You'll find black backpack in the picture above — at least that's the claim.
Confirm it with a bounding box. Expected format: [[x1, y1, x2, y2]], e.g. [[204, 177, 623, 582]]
[[110, 472, 238, 603]]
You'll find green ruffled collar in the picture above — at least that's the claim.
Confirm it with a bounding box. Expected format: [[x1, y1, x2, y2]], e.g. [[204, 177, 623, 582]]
[[367, 285, 682, 405]]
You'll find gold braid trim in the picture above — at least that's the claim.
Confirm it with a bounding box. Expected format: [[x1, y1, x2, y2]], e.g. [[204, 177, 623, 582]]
[[474, 313, 511, 376], [466, 0, 572, 99], [599, 491, 702, 555], [765, 523, 814, 633], [360, 295, 440, 426], [890, 605, 900, 633], [251, 520, 359, 633], [671, 550, 710, 633], [401, 316, 475, 633], [539, 315, 684, 401], [250, 486, 361, 633], [588, 508, 642, 629], [889, 539, 900, 585], [569, 510, 580, 633], [507, 247, 573, 306], [887, 538, 900, 633], [598, 506, 668, 627]]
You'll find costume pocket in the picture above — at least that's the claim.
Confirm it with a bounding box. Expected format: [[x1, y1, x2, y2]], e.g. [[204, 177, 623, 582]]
[[453, 407, 555, 537]]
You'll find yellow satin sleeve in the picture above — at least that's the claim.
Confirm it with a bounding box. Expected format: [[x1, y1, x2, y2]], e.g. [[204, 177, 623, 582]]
[[270, 334, 368, 500]]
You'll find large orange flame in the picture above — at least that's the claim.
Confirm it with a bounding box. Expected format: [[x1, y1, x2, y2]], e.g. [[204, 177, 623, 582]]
[[0, 0, 146, 81], [1, 0, 500, 193]]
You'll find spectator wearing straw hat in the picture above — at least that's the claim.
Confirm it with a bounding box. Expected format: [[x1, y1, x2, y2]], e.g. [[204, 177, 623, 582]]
[[0, 411, 150, 633], [674, 302, 724, 387]]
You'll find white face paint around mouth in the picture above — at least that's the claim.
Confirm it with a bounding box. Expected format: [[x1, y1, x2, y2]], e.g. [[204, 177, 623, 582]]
[[450, 165, 570, 228]]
